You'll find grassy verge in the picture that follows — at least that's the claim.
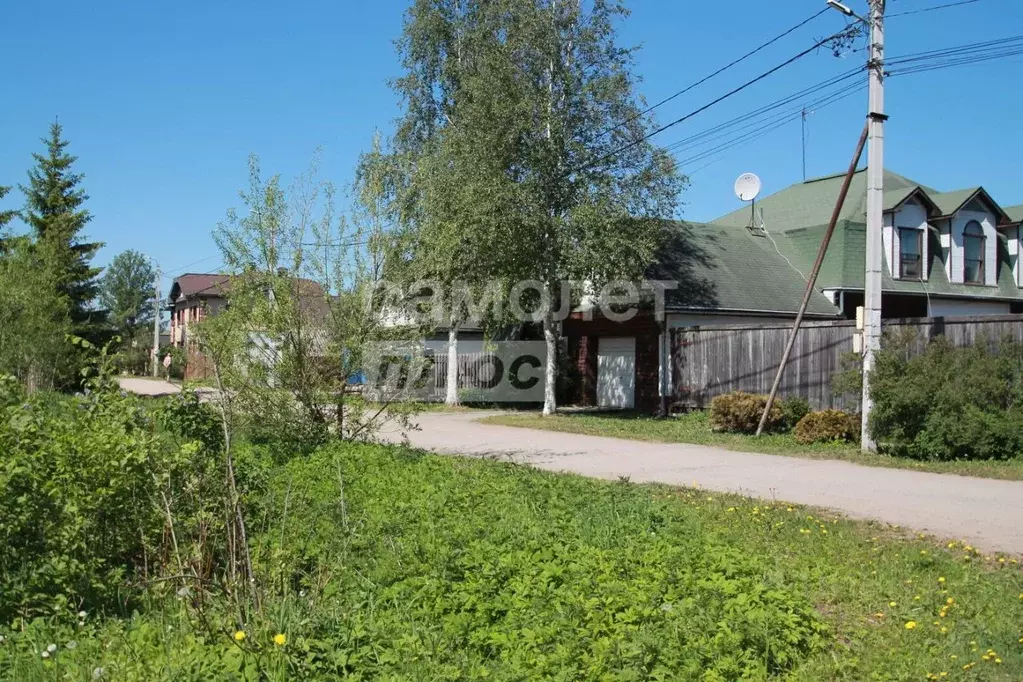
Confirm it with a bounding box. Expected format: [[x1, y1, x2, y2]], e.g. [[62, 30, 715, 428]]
[[2, 444, 1020, 679], [479, 411, 1023, 481]]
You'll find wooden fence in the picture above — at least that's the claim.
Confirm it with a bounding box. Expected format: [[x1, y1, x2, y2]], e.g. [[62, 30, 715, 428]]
[[670, 314, 1023, 410], [429, 352, 501, 399]]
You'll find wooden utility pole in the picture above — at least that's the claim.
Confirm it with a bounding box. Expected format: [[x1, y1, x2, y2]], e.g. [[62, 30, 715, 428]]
[[756, 121, 870, 436], [151, 267, 162, 377]]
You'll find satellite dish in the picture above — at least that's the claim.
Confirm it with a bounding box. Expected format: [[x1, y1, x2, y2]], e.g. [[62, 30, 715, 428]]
[[734, 173, 762, 202]]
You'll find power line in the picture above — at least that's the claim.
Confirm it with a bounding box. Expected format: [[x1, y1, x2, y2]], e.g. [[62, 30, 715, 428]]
[[160, 253, 223, 278], [598, 7, 831, 139], [572, 23, 862, 175], [889, 0, 982, 18], [655, 67, 865, 157], [886, 34, 1023, 75], [674, 86, 863, 169]]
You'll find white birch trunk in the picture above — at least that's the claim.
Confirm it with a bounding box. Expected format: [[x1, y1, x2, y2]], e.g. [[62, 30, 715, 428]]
[[445, 323, 460, 406], [542, 306, 557, 415]]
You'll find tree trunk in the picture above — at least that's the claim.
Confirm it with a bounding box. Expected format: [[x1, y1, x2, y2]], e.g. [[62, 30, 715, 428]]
[[445, 323, 460, 406], [542, 306, 557, 416]]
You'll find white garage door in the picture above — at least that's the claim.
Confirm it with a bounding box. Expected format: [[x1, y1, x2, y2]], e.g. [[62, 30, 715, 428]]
[[597, 337, 635, 409]]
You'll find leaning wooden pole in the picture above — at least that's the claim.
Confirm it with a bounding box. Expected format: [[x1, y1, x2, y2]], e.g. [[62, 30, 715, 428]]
[[755, 120, 870, 436]]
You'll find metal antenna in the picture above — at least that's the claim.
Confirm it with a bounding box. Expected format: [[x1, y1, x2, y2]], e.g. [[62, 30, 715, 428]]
[[801, 107, 808, 181]]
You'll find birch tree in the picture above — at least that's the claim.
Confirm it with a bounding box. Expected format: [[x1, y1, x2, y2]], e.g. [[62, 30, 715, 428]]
[[383, 0, 682, 412]]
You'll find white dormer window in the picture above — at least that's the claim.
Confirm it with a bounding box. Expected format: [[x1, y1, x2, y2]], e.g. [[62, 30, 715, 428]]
[[898, 227, 923, 279], [963, 220, 985, 284]]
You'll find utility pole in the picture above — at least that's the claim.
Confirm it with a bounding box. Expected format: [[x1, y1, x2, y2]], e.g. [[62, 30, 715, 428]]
[[861, 0, 886, 451], [825, 0, 885, 450], [151, 266, 162, 378]]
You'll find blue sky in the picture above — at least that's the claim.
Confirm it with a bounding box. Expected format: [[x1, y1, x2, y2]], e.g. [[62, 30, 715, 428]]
[[1, 0, 1021, 283]]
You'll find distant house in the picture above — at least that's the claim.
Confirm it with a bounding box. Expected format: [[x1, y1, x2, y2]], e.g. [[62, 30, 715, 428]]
[[167, 274, 232, 348], [565, 169, 1023, 411], [166, 272, 330, 379]]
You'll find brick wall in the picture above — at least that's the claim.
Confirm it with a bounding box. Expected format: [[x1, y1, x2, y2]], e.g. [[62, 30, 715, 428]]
[[634, 333, 660, 413], [564, 313, 664, 413], [568, 335, 598, 405]]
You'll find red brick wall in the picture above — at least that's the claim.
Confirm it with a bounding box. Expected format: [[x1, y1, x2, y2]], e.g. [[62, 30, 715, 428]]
[[634, 333, 660, 413], [563, 313, 664, 413]]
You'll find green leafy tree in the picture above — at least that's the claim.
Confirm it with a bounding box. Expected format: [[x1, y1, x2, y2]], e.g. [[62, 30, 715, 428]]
[[100, 249, 157, 342], [384, 0, 683, 414], [0, 236, 71, 391], [20, 121, 104, 336]]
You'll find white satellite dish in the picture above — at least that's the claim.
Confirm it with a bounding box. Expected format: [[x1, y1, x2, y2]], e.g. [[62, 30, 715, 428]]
[[734, 173, 762, 202]]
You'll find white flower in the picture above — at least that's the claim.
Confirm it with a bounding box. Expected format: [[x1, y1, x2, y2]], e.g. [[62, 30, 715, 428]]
[[78, 610, 87, 619], [41, 651, 50, 659], [92, 667, 105, 679], [66, 640, 77, 650], [0, 634, 5, 643], [46, 643, 57, 653]]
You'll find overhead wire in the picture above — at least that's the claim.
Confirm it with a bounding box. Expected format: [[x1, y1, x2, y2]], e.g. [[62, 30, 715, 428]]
[[888, 0, 983, 18], [572, 23, 863, 175], [597, 7, 831, 139]]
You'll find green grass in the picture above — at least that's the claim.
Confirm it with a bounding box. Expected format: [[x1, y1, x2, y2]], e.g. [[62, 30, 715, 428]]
[[2, 444, 1022, 680], [480, 411, 1023, 481]]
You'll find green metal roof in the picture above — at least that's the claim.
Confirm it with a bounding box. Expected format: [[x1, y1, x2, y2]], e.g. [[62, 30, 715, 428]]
[[712, 169, 925, 230], [707, 169, 1023, 304], [653, 222, 841, 317], [930, 187, 981, 216]]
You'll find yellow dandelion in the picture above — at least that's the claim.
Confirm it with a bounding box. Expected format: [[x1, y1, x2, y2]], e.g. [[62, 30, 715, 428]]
[[914, 595, 921, 600], [889, 601, 897, 607], [995, 658, 1003, 664], [950, 655, 957, 660], [937, 576, 946, 583], [920, 550, 929, 555], [273, 633, 287, 646], [946, 597, 954, 605], [234, 630, 246, 642], [940, 627, 948, 634], [964, 545, 973, 552], [905, 621, 917, 630], [947, 542, 956, 548]]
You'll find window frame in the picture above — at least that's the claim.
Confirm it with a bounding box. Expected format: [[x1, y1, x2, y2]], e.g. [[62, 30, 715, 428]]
[[962, 220, 985, 285], [897, 227, 924, 280]]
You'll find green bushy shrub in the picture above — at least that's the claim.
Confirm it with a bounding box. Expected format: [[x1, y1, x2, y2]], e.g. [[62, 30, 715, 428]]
[[0, 373, 219, 619], [709, 391, 784, 433], [794, 409, 858, 444], [780, 395, 811, 430], [869, 332, 1023, 460]]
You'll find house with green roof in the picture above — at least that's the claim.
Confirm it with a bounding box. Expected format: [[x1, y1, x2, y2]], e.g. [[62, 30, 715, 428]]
[[564, 168, 1023, 412], [712, 169, 1023, 318]]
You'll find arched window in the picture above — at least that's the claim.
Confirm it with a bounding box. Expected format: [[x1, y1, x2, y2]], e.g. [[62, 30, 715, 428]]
[[963, 221, 985, 284]]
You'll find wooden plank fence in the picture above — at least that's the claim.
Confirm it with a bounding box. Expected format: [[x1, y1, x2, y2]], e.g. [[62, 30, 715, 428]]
[[671, 314, 1023, 410], [430, 352, 501, 399]]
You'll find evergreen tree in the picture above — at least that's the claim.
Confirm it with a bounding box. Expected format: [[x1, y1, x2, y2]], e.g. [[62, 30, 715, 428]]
[[0, 186, 17, 232], [20, 122, 104, 335]]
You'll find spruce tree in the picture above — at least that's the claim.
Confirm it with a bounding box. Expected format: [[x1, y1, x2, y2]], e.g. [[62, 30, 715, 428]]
[[20, 122, 103, 334], [0, 186, 17, 235]]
